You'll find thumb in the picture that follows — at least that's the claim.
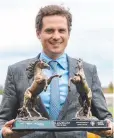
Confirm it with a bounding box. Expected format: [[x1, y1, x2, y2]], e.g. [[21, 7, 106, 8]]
[[5, 119, 15, 127], [105, 119, 111, 127]]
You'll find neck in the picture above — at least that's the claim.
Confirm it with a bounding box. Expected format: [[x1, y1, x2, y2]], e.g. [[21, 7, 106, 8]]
[[43, 51, 64, 60]]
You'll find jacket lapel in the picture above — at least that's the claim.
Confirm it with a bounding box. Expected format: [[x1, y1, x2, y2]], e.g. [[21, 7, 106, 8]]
[[58, 56, 79, 120]]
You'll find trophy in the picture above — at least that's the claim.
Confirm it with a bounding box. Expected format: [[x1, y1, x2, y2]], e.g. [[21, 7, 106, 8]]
[[67, 59, 110, 131], [12, 59, 61, 130], [12, 59, 110, 131]]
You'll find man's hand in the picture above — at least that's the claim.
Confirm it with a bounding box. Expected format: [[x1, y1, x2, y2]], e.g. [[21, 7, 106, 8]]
[[2, 119, 15, 138], [97, 119, 114, 137], [2, 119, 34, 138]]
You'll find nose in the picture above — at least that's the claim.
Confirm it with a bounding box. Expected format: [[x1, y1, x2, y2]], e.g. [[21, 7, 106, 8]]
[[52, 31, 60, 40]]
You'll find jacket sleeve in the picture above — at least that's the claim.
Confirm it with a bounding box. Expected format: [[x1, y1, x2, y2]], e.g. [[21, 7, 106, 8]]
[[91, 65, 113, 121], [0, 66, 19, 127]]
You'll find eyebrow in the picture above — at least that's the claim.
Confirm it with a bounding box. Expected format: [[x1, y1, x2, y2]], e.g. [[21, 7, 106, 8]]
[[45, 28, 67, 31], [45, 28, 53, 31]]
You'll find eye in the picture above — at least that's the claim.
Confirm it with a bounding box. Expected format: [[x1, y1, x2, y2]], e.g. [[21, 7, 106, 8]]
[[45, 28, 54, 34], [59, 29, 66, 33]]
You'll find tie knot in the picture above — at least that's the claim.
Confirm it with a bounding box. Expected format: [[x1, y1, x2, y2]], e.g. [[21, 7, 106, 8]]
[[49, 61, 58, 72]]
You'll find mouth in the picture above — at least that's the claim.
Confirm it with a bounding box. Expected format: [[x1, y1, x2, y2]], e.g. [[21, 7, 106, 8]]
[[49, 41, 62, 46]]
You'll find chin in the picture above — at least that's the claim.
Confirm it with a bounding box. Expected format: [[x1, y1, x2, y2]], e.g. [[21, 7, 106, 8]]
[[52, 51, 63, 55], [52, 48, 63, 53]]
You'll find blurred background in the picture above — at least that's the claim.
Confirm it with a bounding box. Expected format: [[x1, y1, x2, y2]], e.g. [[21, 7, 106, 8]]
[[0, 0, 113, 137]]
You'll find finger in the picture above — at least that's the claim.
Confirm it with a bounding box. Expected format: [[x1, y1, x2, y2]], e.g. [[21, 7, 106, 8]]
[[105, 119, 111, 127], [5, 119, 15, 127], [105, 119, 113, 132]]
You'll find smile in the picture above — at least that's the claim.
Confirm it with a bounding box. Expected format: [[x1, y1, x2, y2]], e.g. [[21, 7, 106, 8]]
[[49, 42, 62, 45]]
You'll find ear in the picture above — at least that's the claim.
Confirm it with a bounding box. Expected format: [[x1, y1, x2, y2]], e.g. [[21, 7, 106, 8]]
[[36, 30, 41, 39]]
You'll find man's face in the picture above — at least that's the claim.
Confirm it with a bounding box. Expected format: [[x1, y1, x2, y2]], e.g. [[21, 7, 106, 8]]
[[37, 15, 70, 59]]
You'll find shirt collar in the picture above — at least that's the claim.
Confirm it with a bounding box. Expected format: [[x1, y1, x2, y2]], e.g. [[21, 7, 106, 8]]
[[40, 51, 68, 70]]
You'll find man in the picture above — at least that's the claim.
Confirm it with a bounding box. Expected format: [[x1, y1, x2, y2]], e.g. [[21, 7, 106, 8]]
[[0, 5, 113, 138]]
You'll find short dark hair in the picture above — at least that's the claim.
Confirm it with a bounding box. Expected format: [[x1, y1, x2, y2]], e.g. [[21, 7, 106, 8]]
[[35, 5, 72, 33]]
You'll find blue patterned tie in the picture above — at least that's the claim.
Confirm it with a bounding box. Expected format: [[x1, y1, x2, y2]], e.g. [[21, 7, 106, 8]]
[[49, 61, 60, 120]]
